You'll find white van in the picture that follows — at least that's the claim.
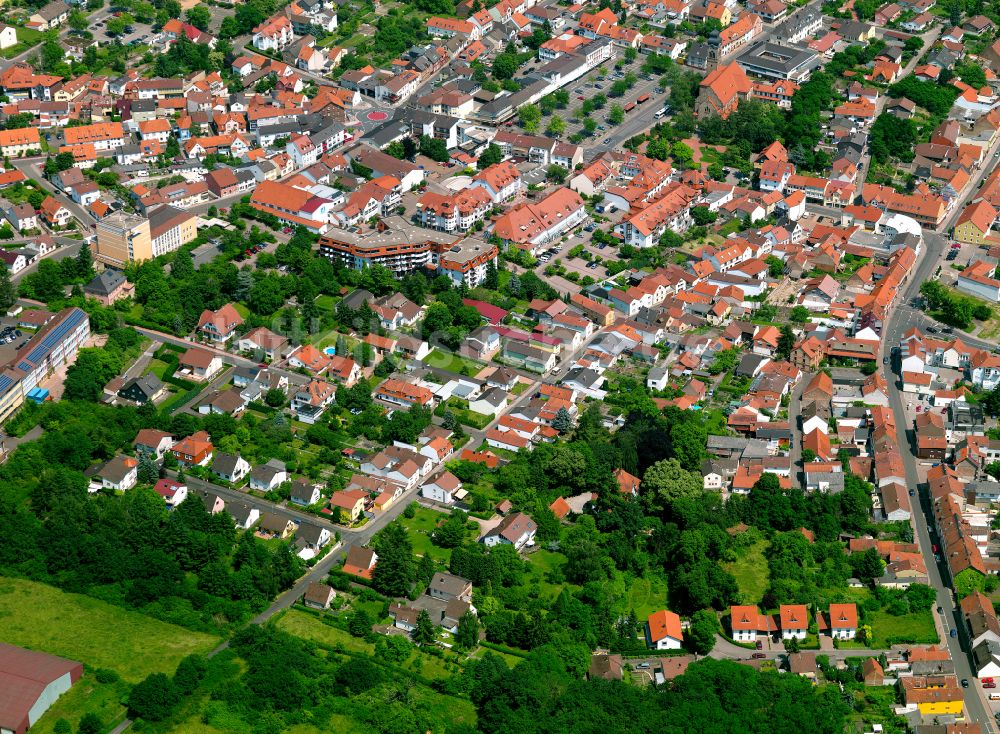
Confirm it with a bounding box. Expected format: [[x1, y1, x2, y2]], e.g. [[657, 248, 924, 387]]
[[989, 692, 1000, 700]]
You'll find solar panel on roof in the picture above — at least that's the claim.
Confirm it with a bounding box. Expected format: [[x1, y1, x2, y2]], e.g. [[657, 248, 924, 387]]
[[24, 310, 84, 364]]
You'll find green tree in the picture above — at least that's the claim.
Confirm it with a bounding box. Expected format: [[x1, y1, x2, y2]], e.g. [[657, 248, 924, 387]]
[[419, 135, 450, 163], [518, 104, 542, 133], [127, 673, 180, 721], [185, 4, 211, 30], [477, 143, 503, 169], [493, 53, 518, 80], [0, 266, 15, 311], [372, 523, 415, 597], [349, 608, 373, 637], [789, 305, 810, 323], [776, 325, 795, 361], [78, 714, 102, 734], [172, 654, 207, 695], [413, 609, 437, 646], [455, 609, 480, 650], [690, 206, 717, 226], [765, 255, 785, 277], [552, 407, 573, 433], [137, 455, 159, 484], [608, 105, 625, 125], [688, 609, 719, 654], [546, 116, 566, 136], [545, 164, 568, 183], [641, 458, 702, 516], [68, 10, 89, 32]]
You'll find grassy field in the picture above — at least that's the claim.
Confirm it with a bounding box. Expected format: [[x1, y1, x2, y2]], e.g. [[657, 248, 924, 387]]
[[315, 294, 338, 312], [723, 540, 770, 605], [623, 574, 669, 619], [0, 577, 220, 682], [277, 609, 455, 680], [278, 609, 376, 654], [146, 358, 171, 379], [868, 608, 938, 648]]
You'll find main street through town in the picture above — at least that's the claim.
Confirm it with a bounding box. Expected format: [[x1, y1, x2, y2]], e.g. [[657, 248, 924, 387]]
[[880, 130, 1000, 730]]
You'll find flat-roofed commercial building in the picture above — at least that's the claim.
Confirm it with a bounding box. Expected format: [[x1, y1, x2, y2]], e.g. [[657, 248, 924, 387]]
[[736, 41, 819, 82]]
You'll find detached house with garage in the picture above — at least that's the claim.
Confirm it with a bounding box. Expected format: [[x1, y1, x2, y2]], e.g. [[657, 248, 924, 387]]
[[420, 471, 463, 504], [212, 452, 251, 484], [820, 603, 858, 640], [729, 605, 774, 642], [96, 455, 138, 492], [197, 303, 244, 343], [646, 609, 684, 650], [780, 604, 809, 640], [482, 511, 537, 550]]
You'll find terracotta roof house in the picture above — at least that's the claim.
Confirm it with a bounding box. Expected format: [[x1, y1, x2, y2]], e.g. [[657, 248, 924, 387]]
[[820, 603, 858, 640], [342, 545, 378, 579], [780, 604, 809, 640], [646, 609, 683, 649], [197, 303, 244, 343]]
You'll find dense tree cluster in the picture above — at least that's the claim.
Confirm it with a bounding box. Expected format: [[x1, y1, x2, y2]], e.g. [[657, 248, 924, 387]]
[[920, 280, 990, 328], [0, 400, 304, 632], [472, 651, 848, 733]]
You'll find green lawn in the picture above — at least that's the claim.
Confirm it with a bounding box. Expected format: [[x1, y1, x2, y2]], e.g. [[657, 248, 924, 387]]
[[524, 549, 579, 602], [868, 608, 938, 648], [397, 506, 476, 563], [315, 294, 338, 311], [723, 540, 770, 605], [623, 574, 669, 619], [147, 358, 170, 379], [422, 349, 485, 377], [0, 577, 220, 682]]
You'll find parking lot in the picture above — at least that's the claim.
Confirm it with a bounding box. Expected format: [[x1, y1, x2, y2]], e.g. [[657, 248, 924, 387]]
[[88, 11, 155, 48]]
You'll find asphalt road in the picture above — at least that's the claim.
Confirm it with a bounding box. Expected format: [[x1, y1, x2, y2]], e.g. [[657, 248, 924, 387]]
[[882, 155, 1000, 728]]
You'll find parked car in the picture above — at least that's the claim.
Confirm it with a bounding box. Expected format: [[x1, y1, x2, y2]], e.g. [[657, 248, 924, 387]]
[[909, 489, 915, 496], [755, 641, 763, 650], [751, 653, 766, 659], [951, 629, 958, 638], [962, 678, 969, 688], [985, 682, 996, 689]]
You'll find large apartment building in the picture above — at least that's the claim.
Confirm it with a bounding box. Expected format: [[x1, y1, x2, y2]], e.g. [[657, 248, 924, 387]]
[[317, 216, 460, 276], [148, 205, 197, 258], [95, 211, 152, 267]]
